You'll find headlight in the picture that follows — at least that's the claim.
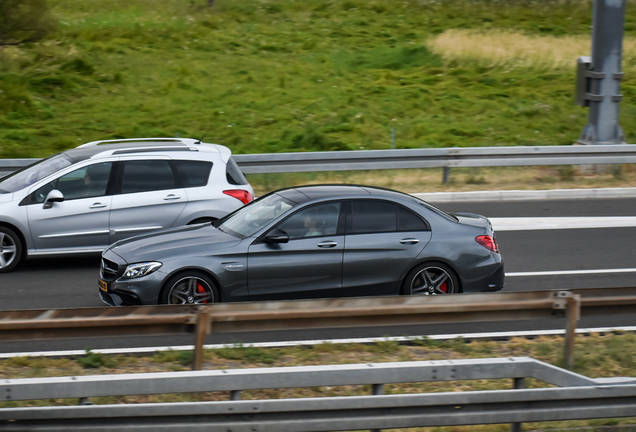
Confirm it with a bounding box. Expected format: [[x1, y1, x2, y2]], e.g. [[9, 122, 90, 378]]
[[122, 262, 162, 279]]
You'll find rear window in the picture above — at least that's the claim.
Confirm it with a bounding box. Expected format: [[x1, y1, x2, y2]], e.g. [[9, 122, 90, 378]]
[[226, 157, 248, 185], [173, 160, 212, 188]]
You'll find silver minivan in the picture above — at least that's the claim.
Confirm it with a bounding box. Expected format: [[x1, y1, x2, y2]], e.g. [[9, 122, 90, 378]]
[[0, 138, 254, 272]]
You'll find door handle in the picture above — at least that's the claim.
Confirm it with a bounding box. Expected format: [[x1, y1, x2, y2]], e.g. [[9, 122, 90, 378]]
[[89, 203, 107, 209], [163, 194, 181, 201], [317, 241, 338, 248], [400, 238, 419, 245]]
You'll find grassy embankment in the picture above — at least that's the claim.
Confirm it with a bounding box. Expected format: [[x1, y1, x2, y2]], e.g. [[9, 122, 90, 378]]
[[2, 333, 636, 431], [3, 0, 636, 193]]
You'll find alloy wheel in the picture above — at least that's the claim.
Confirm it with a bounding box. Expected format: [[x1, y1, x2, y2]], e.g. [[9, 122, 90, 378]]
[[0, 232, 18, 270], [410, 266, 455, 295], [167, 277, 214, 304]]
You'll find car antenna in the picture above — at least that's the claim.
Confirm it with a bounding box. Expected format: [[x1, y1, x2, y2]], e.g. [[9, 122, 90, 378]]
[[195, 126, 213, 144]]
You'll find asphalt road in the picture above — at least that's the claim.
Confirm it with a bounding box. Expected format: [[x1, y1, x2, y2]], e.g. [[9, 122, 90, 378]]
[[1, 197, 635, 354]]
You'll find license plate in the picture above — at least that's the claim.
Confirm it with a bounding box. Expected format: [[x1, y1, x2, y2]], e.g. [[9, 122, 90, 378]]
[[98, 279, 108, 292]]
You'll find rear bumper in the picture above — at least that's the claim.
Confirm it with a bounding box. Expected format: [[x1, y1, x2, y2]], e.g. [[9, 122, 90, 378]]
[[461, 258, 505, 293]]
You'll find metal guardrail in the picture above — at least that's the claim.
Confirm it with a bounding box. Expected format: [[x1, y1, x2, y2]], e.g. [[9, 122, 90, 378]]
[[2, 357, 636, 431], [2, 144, 636, 175], [2, 287, 636, 369]]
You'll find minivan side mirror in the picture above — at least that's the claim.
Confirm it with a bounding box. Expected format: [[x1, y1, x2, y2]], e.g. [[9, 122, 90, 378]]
[[43, 189, 64, 209], [264, 228, 289, 244]]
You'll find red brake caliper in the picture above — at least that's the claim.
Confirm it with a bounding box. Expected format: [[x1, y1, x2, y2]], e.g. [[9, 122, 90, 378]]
[[196, 282, 208, 304], [440, 282, 447, 293]]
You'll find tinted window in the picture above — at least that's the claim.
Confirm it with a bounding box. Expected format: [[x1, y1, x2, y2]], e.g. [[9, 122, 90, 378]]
[[121, 160, 177, 194], [398, 206, 428, 231], [173, 160, 212, 188], [226, 157, 248, 185], [32, 162, 112, 203], [277, 203, 341, 239], [349, 201, 397, 234]]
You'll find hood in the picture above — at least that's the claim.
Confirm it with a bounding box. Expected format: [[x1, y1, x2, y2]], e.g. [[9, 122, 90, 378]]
[[0, 192, 14, 203], [453, 212, 491, 230], [107, 223, 242, 264]]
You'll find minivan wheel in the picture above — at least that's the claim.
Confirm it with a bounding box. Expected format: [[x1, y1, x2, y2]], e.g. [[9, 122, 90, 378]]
[[0, 227, 22, 273], [160, 271, 218, 305], [403, 262, 458, 295]]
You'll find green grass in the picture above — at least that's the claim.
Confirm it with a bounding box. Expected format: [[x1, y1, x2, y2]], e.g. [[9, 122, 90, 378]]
[[3, 0, 636, 163]]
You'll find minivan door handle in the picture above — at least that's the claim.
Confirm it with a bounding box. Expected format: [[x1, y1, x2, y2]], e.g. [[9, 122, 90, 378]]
[[317, 241, 338, 248], [163, 194, 181, 201], [89, 203, 107, 209], [400, 238, 419, 245]]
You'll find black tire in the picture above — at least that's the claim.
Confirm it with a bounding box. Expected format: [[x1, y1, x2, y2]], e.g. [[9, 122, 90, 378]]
[[159, 271, 218, 305], [0, 226, 23, 273], [402, 262, 459, 295]]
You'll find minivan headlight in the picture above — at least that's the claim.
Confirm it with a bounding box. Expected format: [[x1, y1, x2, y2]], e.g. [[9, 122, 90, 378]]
[[122, 262, 162, 279]]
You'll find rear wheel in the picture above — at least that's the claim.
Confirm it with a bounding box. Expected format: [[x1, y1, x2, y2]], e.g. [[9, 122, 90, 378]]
[[403, 262, 458, 295], [0, 227, 23, 273], [160, 271, 218, 305]]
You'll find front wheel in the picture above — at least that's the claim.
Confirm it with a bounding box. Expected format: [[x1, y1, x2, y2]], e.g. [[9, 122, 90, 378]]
[[160, 271, 218, 305], [403, 262, 459, 295], [0, 227, 23, 273]]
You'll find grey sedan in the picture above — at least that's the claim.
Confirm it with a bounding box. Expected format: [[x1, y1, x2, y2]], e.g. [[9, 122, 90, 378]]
[[98, 185, 504, 306]]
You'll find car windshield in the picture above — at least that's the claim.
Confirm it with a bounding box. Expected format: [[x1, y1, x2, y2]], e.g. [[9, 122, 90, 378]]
[[218, 193, 298, 238], [0, 154, 73, 194]]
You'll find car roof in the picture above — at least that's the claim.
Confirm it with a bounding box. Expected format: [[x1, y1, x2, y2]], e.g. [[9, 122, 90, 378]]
[[280, 184, 411, 202], [62, 138, 230, 163]]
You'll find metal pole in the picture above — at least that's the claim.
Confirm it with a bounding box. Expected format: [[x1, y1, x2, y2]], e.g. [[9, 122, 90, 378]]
[[578, 0, 626, 144], [371, 383, 385, 432], [193, 308, 211, 371], [443, 167, 450, 184], [510, 377, 526, 432], [564, 295, 581, 369]]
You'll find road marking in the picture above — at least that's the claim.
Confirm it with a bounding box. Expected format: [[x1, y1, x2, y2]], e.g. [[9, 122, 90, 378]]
[[490, 216, 636, 231], [3, 327, 636, 359], [506, 268, 636, 277]]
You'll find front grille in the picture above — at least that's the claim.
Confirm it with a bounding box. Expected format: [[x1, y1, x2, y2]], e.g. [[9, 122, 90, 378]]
[[100, 258, 121, 281]]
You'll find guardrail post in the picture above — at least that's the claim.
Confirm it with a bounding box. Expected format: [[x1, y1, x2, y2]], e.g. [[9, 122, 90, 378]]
[[554, 291, 581, 369], [370, 383, 385, 432], [564, 293, 581, 369], [193, 307, 212, 371], [230, 390, 241, 400], [510, 377, 526, 432], [443, 167, 450, 184]]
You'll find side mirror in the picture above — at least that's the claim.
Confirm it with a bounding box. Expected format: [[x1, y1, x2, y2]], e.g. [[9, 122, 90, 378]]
[[264, 228, 289, 244], [43, 189, 64, 209]]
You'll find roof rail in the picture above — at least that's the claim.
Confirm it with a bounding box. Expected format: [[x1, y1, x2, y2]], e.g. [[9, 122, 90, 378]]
[[76, 138, 201, 148]]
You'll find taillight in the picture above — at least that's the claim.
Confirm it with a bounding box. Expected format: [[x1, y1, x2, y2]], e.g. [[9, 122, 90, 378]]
[[223, 189, 254, 205], [475, 235, 499, 253]]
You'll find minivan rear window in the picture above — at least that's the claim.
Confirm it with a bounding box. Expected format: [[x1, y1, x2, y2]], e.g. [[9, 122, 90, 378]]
[[173, 160, 212, 187], [226, 157, 248, 185]]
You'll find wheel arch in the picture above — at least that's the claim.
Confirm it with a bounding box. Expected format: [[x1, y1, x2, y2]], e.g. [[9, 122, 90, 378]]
[[158, 266, 223, 303], [0, 222, 27, 260], [399, 258, 463, 294]]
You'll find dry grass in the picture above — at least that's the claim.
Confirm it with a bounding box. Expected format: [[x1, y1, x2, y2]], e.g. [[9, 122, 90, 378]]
[[427, 29, 636, 71], [2, 334, 636, 431]]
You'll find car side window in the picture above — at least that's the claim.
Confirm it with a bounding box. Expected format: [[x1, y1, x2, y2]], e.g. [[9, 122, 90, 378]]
[[32, 162, 112, 203], [349, 201, 397, 234], [120, 160, 177, 194], [277, 203, 341, 239], [398, 206, 429, 231], [173, 160, 212, 188]]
